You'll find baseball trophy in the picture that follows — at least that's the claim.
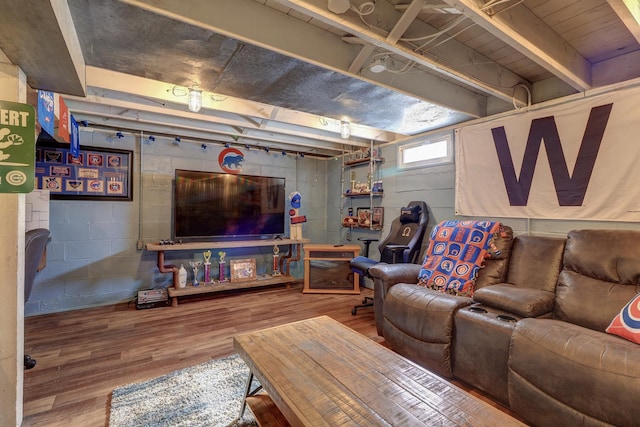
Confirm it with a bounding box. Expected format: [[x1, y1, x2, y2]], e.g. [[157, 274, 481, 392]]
[[272, 245, 281, 276], [218, 251, 228, 282], [203, 250, 212, 283], [189, 260, 202, 287]]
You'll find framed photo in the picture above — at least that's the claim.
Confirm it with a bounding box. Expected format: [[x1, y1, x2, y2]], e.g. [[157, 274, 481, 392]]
[[357, 208, 371, 228], [35, 142, 133, 201], [230, 258, 257, 282], [372, 207, 384, 230]]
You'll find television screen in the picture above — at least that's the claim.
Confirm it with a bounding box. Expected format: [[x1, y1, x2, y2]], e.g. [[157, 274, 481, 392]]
[[173, 170, 286, 241]]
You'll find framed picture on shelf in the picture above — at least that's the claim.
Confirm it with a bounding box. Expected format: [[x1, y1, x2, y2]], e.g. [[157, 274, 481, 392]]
[[372, 207, 384, 229], [357, 208, 371, 228], [230, 258, 257, 282]]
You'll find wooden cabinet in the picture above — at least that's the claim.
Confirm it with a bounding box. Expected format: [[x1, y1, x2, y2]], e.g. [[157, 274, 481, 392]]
[[303, 244, 360, 294]]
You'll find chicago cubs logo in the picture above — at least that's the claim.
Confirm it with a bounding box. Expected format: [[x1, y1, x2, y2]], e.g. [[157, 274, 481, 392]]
[[447, 243, 461, 256], [620, 296, 640, 331], [433, 242, 447, 255], [455, 264, 470, 276], [440, 260, 454, 272], [433, 275, 447, 287], [218, 148, 245, 174], [449, 280, 462, 291]]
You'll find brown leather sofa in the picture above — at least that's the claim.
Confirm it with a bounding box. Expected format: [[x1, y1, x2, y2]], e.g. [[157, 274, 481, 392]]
[[368, 228, 640, 427]]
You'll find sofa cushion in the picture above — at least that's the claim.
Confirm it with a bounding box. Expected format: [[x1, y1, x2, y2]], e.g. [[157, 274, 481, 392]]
[[606, 293, 640, 344], [473, 225, 513, 290], [473, 284, 555, 317], [504, 235, 566, 293], [509, 318, 640, 427], [554, 230, 640, 331]]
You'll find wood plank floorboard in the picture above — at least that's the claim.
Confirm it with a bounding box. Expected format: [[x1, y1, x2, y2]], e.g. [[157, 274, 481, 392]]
[[23, 284, 521, 426]]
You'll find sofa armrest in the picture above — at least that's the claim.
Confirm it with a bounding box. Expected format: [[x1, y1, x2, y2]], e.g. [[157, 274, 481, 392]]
[[369, 263, 421, 295], [473, 284, 555, 318], [368, 263, 421, 336]]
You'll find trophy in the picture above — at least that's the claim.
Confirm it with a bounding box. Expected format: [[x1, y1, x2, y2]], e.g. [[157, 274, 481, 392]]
[[203, 250, 212, 284], [189, 260, 202, 286], [218, 251, 227, 282], [272, 245, 281, 276]]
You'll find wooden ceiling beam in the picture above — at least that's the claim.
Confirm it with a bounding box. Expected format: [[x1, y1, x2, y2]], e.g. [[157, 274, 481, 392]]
[[276, 0, 528, 106], [440, 0, 592, 91], [607, 0, 640, 44]]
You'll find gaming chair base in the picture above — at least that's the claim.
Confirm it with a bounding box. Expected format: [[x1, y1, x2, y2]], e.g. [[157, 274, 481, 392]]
[[351, 296, 374, 315]]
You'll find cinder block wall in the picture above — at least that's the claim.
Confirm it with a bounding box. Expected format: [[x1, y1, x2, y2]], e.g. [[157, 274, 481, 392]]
[[26, 130, 324, 316]]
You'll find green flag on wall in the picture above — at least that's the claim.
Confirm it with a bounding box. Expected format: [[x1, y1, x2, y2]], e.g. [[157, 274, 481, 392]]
[[0, 100, 35, 193]]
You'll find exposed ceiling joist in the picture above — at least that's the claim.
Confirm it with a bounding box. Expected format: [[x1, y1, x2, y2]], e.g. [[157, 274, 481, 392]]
[[440, 0, 593, 91], [387, 0, 427, 44], [607, 0, 640, 44], [65, 94, 371, 152], [119, 0, 489, 118], [83, 66, 393, 143], [394, 3, 463, 14]]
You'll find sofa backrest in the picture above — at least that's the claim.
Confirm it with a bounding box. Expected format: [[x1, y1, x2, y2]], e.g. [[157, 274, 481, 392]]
[[474, 225, 514, 290], [505, 235, 566, 292], [554, 229, 640, 331]]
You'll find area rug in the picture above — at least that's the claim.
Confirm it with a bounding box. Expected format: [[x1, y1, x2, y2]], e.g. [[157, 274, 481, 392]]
[[109, 354, 259, 427]]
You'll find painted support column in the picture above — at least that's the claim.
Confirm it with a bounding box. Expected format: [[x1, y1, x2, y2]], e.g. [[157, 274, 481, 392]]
[[0, 62, 28, 427]]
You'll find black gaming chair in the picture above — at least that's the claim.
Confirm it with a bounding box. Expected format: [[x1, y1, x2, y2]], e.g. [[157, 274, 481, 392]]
[[350, 201, 428, 314], [24, 228, 50, 369]]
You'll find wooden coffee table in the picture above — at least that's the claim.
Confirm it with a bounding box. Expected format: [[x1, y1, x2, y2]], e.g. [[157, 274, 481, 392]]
[[233, 315, 525, 426]]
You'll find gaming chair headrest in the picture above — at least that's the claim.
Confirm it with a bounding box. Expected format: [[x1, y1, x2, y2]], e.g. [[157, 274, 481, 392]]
[[400, 204, 421, 224]]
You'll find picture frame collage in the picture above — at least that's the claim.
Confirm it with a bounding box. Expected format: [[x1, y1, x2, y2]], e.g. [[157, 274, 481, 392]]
[[35, 142, 133, 201]]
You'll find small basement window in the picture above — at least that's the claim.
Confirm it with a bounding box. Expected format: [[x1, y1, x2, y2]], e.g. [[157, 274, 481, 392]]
[[398, 132, 453, 169]]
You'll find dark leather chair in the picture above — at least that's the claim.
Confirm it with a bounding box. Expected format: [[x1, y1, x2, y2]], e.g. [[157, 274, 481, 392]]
[[350, 201, 428, 314], [24, 228, 50, 369]]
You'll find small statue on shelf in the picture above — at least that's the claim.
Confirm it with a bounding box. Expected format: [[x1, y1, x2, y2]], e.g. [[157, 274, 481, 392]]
[[189, 260, 202, 287]]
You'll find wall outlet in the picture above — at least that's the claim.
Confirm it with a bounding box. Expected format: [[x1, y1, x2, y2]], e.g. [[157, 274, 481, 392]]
[[137, 240, 144, 250]]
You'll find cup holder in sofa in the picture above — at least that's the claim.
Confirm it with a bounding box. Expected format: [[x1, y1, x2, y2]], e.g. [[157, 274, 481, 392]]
[[468, 306, 488, 313], [497, 314, 517, 322]]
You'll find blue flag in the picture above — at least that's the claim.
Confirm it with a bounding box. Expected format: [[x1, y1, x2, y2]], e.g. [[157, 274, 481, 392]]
[[37, 90, 54, 137], [70, 115, 80, 157]]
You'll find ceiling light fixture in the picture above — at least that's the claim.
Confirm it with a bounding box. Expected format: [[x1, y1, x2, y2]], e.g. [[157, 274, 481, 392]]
[[328, 0, 351, 14], [370, 57, 387, 73], [188, 89, 202, 112], [340, 121, 351, 139]]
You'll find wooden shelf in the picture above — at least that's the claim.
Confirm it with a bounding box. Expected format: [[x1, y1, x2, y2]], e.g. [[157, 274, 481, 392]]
[[168, 275, 297, 298], [342, 192, 383, 197], [246, 392, 290, 427], [344, 157, 384, 166], [146, 238, 309, 252], [342, 225, 382, 230], [146, 238, 308, 306]]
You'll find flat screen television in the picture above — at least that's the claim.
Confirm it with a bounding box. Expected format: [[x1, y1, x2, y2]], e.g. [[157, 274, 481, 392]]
[[173, 169, 286, 241]]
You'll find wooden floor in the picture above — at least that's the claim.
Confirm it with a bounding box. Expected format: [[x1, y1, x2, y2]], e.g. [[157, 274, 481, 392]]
[[23, 283, 519, 426]]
